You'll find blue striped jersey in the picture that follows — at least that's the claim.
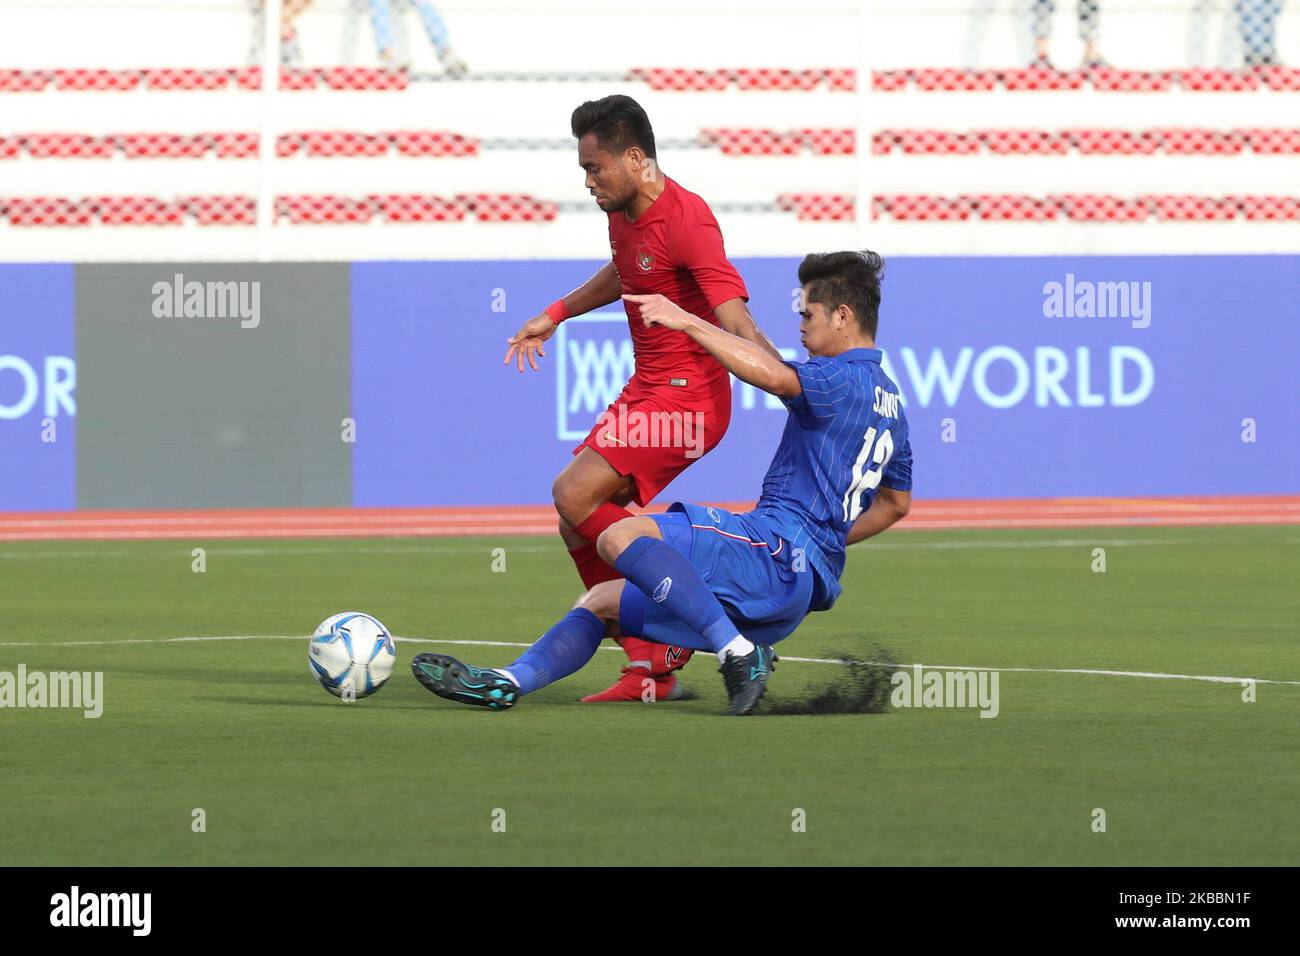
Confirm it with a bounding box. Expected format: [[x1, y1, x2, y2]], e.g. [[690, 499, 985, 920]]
[[752, 347, 912, 611]]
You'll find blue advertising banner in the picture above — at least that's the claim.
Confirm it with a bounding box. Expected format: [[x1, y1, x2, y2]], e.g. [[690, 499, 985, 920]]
[[0, 264, 75, 511], [351, 255, 1299, 506]]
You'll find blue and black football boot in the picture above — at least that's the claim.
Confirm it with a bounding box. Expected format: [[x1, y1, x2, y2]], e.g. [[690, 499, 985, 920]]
[[411, 652, 518, 710]]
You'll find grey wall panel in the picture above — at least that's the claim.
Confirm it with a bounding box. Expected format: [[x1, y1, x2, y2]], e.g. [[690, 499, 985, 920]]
[[75, 263, 351, 509]]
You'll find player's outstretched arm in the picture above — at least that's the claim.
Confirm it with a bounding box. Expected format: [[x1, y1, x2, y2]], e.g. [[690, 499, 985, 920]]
[[846, 486, 912, 545], [623, 293, 801, 397], [504, 262, 623, 372], [713, 298, 784, 362]]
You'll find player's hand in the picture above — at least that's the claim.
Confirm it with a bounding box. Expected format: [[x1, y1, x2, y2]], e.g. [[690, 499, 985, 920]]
[[622, 293, 693, 332], [503, 313, 556, 373]]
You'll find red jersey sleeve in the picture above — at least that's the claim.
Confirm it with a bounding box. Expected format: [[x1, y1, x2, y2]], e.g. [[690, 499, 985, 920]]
[[672, 204, 748, 312]]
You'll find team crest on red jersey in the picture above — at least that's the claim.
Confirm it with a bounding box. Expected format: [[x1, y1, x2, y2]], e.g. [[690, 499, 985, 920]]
[[636, 248, 654, 272]]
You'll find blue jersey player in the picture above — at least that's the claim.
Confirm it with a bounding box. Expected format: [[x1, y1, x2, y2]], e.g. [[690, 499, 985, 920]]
[[412, 251, 913, 715]]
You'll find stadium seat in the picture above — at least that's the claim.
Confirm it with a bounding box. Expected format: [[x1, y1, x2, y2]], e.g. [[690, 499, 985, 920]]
[[276, 195, 375, 224], [371, 194, 467, 222], [181, 195, 258, 226], [912, 68, 997, 91], [0, 137, 19, 160], [980, 129, 1070, 155], [1153, 128, 1245, 155], [1233, 195, 1300, 220], [4, 196, 93, 226], [1149, 195, 1237, 221], [87, 195, 184, 226], [964, 193, 1058, 221], [1000, 67, 1085, 91], [209, 132, 260, 159], [776, 193, 855, 221], [1176, 68, 1260, 92], [114, 133, 209, 159], [1067, 128, 1158, 155], [826, 68, 858, 91], [0, 69, 50, 92], [388, 130, 479, 157], [802, 128, 855, 155], [298, 131, 389, 158], [22, 133, 113, 159], [1089, 68, 1173, 92], [141, 68, 230, 91], [1243, 128, 1300, 153], [320, 66, 408, 91], [875, 195, 971, 221], [629, 67, 730, 91], [1259, 67, 1300, 91], [53, 68, 140, 91], [700, 128, 803, 156], [733, 68, 822, 91], [1054, 193, 1151, 222], [456, 193, 558, 222]]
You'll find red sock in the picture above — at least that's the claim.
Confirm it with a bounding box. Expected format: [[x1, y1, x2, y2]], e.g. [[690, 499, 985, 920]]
[[566, 502, 693, 675], [572, 502, 633, 545], [566, 502, 633, 589]]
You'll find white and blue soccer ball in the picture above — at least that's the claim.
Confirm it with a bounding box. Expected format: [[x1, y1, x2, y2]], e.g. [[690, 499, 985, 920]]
[[309, 612, 396, 700]]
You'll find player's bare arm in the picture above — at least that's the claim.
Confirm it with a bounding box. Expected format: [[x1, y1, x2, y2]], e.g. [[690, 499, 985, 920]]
[[624, 293, 801, 398], [503, 261, 623, 372], [713, 297, 784, 362], [846, 486, 911, 545]]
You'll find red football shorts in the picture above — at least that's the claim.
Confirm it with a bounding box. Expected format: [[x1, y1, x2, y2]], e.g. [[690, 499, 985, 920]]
[[573, 376, 732, 507]]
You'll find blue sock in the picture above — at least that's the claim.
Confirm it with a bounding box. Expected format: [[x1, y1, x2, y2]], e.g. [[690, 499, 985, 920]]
[[614, 537, 737, 654], [498, 608, 605, 695]]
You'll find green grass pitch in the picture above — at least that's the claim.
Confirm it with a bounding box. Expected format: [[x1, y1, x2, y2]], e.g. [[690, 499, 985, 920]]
[[1, 525, 1296, 866]]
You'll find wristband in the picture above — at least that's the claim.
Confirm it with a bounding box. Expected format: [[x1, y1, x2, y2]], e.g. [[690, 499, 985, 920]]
[[544, 299, 570, 325]]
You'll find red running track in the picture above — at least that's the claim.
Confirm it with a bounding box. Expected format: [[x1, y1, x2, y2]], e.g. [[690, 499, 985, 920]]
[[0, 496, 1297, 541]]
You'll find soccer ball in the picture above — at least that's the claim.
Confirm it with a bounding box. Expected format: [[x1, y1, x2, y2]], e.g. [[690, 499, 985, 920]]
[[309, 612, 396, 700]]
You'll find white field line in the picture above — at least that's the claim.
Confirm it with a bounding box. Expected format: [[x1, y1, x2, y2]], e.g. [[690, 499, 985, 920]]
[[0, 633, 1295, 687], [2, 535, 1295, 560]]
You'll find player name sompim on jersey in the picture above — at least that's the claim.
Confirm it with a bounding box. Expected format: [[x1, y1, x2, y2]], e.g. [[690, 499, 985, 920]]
[[754, 347, 913, 611]]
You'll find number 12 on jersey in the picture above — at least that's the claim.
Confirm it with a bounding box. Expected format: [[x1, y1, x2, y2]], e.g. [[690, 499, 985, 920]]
[[842, 427, 896, 523]]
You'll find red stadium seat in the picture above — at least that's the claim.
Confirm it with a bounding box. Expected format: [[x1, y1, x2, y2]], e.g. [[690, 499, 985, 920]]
[[276, 194, 375, 224], [87, 195, 184, 226], [297, 131, 388, 157], [1089, 68, 1173, 92], [1148, 194, 1237, 221], [733, 68, 821, 91], [320, 66, 408, 91], [1153, 128, 1245, 155], [1000, 67, 1085, 91], [371, 194, 467, 222], [0, 69, 51, 92], [630, 68, 730, 91], [963, 194, 1058, 221], [1259, 67, 1300, 91], [388, 130, 478, 157], [114, 133, 209, 159], [825, 68, 857, 91], [912, 68, 997, 91], [181, 195, 257, 226], [1176, 68, 1259, 92], [21, 133, 113, 159], [209, 132, 260, 159], [456, 193, 558, 222], [141, 68, 230, 91], [0, 137, 19, 160], [776, 193, 855, 221], [801, 128, 855, 155], [980, 129, 1070, 154], [875, 195, 971, 221], [1053, 193, 1151, 222], [701, 128, 803, 156], [53, 68, 141, 91], [1232, 195, 1300, 220], [1066, 128, 1158, 155], [1243, 128, 1300, 153], [5, 197, 93, 226], [870, 70, 907, 91]]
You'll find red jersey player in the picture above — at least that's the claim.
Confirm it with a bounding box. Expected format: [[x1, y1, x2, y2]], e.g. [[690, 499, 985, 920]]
[[504, 94, 780, 702]]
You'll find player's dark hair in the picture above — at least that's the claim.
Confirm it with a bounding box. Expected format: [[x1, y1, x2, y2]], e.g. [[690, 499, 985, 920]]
[[798, 250, 885, 338], [570, 95, 657, 159]]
